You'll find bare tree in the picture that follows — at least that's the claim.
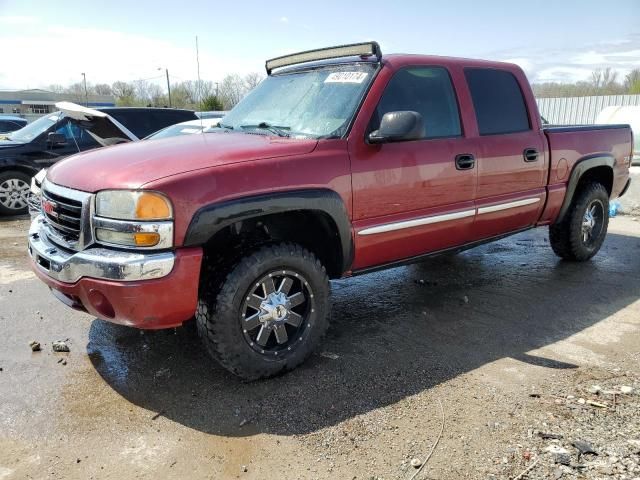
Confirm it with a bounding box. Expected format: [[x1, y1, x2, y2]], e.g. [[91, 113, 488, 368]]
[[532, 68, 628, 98], [46, 84, 65, 94], [244, 72, 264, 92], [94, 83, 113, 96], [625, 69, 640, 94], [590, 68, 624, 95], [219, 74, 246, 109], [111, 81, 136, 106]]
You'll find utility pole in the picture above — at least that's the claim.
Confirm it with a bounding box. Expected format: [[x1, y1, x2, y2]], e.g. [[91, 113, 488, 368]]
[[81, 73, 88, 107], [215, 82, 219, 99], [157, 67, 172, 107], [165, 69, 172, 108]]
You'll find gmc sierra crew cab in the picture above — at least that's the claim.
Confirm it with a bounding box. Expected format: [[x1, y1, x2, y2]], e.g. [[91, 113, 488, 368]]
[[28, 43, 633, 380]]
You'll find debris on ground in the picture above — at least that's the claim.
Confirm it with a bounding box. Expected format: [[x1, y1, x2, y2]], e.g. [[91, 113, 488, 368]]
[[29, 340, 41, 352], [586, 399, 608, 408], [319, 352, 339, 360], [410, 458, 422, 468], [505, 375, 640, 480], [572, 439, 597, 455], [539, 432, 563, 440], [587, 385, 602, 394], [620, 386, 634, 394], [544, 445, 569, 455], [52, 341, 70, 352]]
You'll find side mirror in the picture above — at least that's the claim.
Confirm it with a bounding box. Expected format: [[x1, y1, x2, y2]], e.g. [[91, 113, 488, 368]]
[[368, 111, 425, 144], [47, 132, 67, 146]]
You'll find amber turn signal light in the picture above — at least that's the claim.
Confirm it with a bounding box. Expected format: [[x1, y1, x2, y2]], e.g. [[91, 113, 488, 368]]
[[133, 232, 161, 247], [135, 192, 172, 220]]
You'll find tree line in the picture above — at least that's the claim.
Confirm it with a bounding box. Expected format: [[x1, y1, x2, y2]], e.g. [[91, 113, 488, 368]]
[[47, 72, 265, 111], [532, 68, 640, 98], [47, 67, 640, 109]]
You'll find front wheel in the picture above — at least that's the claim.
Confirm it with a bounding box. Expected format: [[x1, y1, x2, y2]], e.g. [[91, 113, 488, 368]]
[[0, 170, 31, 216], [196, 243, 330, 380], [549, 182, 609, 261]]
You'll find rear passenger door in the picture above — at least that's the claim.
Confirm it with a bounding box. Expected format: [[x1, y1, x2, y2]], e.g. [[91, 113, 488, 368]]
[[465, 68, 547, 239]]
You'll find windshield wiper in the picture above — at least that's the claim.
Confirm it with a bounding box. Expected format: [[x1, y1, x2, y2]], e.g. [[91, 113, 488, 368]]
[[240, 122, 291, 137], [217, 122, 234, 130]]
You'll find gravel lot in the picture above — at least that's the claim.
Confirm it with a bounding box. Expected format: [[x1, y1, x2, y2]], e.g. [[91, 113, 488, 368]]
[[1, 214, 639, 480]]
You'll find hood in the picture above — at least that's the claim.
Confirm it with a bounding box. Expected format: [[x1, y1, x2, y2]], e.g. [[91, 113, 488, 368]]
[[55, 101, 138, 146], [0, 138, 25, 147], [47, 131, 318, 192]]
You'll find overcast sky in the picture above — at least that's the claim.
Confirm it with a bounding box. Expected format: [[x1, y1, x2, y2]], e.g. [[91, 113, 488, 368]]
[[1, 0, 639, 90]]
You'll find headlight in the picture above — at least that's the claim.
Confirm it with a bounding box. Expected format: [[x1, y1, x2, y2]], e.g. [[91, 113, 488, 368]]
[[94, 190, 173, 249], [96, 190, 172, 220]]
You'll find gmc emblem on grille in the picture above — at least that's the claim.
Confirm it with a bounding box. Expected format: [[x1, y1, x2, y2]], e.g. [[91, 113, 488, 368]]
[[42, 199, 58, 218]]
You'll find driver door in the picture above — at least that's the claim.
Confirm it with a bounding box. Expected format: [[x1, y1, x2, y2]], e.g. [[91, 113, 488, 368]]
[[349, 65, 477, 270]]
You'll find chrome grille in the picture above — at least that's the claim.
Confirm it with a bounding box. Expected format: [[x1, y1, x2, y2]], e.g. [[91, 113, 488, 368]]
[[42, 189, 82, 240], [41, 181, 93, 251]]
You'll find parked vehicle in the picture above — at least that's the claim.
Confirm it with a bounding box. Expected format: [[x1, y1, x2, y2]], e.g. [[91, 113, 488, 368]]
[[0, 115, 28, 134], [596, 106, 639, 165], [0, 103, 197, 215], [28, 43, 633, 380], [195, 111, 227, 120], [145, 118, 224, 140]]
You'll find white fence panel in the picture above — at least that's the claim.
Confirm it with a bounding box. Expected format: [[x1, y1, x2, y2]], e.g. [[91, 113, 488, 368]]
[[536, 95, 640, 125]]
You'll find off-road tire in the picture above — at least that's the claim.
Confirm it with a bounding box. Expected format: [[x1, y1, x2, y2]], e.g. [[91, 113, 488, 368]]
[[0, 170, 31, 216], [196, 242, 330, 380], [549, 182, 609, 261]]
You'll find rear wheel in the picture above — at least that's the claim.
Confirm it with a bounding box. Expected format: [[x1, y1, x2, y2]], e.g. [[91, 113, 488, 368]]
[[196, 243, 330, 380], [549, 182, 609, 261], [0, 170, 31, 216]]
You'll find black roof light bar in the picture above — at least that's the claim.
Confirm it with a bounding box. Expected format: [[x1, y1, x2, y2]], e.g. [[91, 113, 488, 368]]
[[265, 42, 382, 74]]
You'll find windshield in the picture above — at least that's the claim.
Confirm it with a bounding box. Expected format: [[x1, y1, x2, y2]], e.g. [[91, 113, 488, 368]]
[[219, 63, 377, 139], [8, 112, 62, 142]]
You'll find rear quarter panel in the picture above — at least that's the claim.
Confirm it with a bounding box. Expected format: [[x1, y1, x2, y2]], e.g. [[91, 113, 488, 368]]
[[539, 126, 632, 223]]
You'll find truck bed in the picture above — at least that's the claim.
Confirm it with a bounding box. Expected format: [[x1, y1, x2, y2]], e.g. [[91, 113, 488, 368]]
[[544, 123, 632, 197]]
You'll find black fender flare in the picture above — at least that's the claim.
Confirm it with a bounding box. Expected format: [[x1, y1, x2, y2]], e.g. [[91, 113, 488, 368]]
[[555, 155, 615, 224], [183, 188, 354, 273]]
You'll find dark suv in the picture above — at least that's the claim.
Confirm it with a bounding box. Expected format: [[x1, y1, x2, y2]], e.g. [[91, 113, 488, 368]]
[[0, 105, 197, 215], [0, 116, 28, 134]]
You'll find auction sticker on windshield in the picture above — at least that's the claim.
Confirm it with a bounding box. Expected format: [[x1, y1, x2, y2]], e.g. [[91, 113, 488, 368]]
[[324, 72, 368, 83]]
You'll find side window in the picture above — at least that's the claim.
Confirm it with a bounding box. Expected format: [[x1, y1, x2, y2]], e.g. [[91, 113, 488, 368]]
[[53, 119, 99, 148], [54, 119, 76, 140], [371, 66, 461, 139], [464, 68, 530, 135]]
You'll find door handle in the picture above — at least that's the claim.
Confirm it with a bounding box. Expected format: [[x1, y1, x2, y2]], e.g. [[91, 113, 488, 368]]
[[523, 148, 539, 162], [455, 153, 475, 170]]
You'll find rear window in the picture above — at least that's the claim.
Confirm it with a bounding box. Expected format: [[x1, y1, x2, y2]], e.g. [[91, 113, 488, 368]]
[[465, 68, 530, 135]]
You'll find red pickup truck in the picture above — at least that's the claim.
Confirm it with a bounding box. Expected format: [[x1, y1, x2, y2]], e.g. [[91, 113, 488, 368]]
[[28, 43, 633, 380]]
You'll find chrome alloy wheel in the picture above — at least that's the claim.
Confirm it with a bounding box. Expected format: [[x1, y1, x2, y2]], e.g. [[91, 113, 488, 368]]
[[240, 270, 313, 357], [0, 177, 29, 211], [581, 199, 604, 246]]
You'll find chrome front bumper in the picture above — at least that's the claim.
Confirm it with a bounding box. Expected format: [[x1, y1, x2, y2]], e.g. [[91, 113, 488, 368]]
[[28, 215, 175, 283]]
